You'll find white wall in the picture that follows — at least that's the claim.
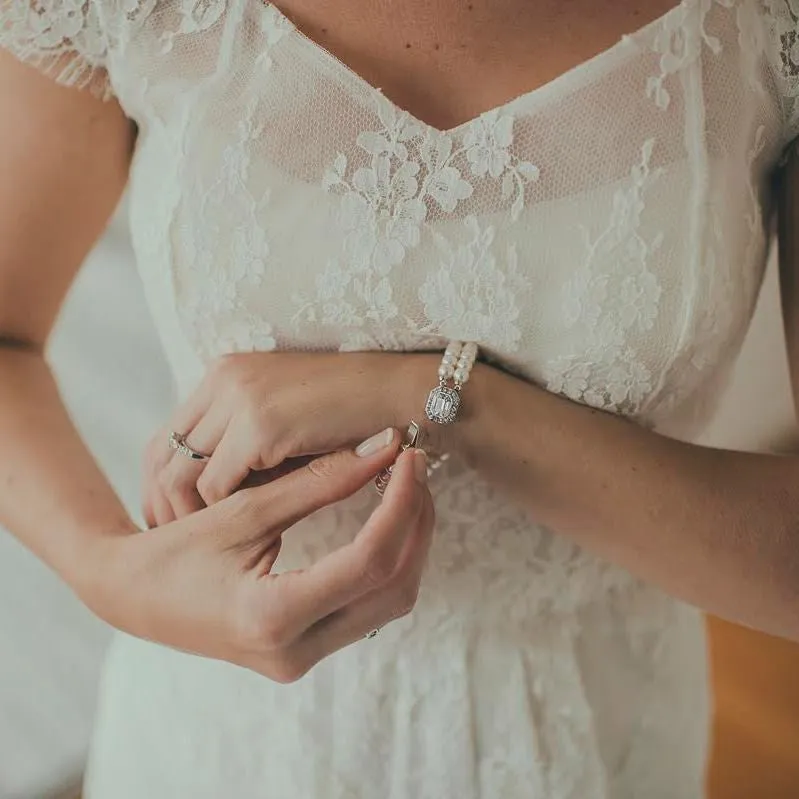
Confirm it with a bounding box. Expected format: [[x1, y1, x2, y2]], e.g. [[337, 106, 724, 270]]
[[700, 251, 797, 452]]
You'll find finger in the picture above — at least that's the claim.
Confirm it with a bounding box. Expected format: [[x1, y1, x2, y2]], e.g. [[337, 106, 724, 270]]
[[167, 373, 216, 438], [161, 403, 229, 516], [151, 485, 176, 526], [141, 450, 159, 529], [159, 450, 207, 517], [196, 414, 261, 507], [238, 456, 315, 490], [287, 484, 435, 668], [143, 450, 178, 527], [170, 479, 206, 518], [241, 428, 401, 535], [245, 448, 427, 648], [140, 431, 173, 526], [209, 428, 400, 571], [141, 490, 157, 530]]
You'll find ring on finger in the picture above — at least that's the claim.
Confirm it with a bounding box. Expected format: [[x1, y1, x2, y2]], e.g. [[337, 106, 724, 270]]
[[364, 628, 381, 640], [168, 431, 211, 462]]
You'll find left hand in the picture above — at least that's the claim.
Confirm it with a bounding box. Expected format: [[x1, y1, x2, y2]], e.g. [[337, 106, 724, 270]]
[[142, 351, 438, 526]]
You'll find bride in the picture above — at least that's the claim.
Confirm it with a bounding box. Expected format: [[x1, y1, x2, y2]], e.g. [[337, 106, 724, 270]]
[[2, 0, 798, 796]]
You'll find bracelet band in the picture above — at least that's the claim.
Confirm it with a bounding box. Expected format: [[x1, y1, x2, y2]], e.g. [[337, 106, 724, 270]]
[[374, 421, 423, 497], [425, 340, 478, 425], [374, 421, 451, 496], [373, 341, 476, 496]]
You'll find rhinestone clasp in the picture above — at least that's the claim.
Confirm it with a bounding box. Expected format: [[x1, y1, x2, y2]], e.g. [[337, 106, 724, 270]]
[[425, 384, 461, 425]]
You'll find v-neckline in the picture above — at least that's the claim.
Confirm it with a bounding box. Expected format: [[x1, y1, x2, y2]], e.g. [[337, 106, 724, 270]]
[[263, 2, 685, 137]]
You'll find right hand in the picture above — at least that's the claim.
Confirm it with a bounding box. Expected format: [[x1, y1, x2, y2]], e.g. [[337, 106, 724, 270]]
[[79, 431, 434, 683]]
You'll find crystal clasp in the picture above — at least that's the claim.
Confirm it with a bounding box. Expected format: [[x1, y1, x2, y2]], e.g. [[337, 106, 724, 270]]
[[425, 385, 461, 425]]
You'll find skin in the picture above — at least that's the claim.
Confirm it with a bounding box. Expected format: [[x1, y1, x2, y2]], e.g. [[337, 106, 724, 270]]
[[1, 1, 798, 691], [272, 0, 677, 132], [0, 50, 434, 682]]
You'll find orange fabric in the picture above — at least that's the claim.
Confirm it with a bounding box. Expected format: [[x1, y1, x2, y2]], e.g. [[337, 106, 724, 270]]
[[707, 616, 799, 799]]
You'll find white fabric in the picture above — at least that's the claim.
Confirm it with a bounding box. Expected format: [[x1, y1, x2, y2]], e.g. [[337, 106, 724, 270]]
[[3, 1, 799, 796]]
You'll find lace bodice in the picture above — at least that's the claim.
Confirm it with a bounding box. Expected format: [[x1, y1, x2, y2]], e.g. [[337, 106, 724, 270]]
[[3, 2, 799, 798], [5, 1, 798, 429], [3, 0, 797, 423]]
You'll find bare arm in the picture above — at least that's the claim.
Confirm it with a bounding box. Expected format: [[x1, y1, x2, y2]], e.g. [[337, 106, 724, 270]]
[[0, 51, 136, 585], [403, 148, 799, 641], [0, 53, 437, 680]]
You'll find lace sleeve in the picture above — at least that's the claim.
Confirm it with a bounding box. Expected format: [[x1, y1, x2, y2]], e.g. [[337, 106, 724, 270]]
[[0, 0, 112, 99], [763, 1, 799, 145]]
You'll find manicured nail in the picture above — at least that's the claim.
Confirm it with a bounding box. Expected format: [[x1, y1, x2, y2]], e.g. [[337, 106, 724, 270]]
[[356, 428, 395, 458], [413, 449, 428, 485]]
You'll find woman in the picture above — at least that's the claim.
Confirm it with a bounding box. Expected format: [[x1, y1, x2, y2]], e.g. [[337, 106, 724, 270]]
[[1, 0, 798, 795]]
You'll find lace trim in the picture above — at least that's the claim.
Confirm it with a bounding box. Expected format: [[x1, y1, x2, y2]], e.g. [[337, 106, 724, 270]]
[[647, 0, 735, 111], [0, 0, 111, 98], [762, 0, 799, 141]]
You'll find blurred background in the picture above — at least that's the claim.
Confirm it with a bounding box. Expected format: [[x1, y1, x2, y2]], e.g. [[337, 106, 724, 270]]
[[0, 200, 798, 799]]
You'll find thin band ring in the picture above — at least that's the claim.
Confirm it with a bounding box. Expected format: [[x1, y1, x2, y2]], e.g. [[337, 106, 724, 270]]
[[365, 628, 380, 640], [168, 431, 211, 462], [374, 421, 423, 496]]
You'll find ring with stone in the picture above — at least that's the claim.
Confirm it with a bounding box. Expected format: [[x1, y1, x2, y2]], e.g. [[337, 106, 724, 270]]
[[168, 431, 211, 462]]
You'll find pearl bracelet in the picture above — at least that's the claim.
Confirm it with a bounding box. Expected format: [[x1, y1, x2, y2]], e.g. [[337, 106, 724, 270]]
[[425, 340, 478, 425], [374, 341, 475, 496]]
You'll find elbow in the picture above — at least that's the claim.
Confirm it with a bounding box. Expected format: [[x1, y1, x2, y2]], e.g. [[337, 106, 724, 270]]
[[0, 333, 44, 356]]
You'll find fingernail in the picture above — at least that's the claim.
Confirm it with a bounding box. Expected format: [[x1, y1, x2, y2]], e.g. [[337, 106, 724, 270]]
[[413, 449, 428, 485], [356, 428, 395, 458]]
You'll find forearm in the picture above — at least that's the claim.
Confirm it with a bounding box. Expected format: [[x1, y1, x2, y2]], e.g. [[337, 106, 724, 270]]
[[0, 347, 138, 587], [457, 363, 799, 638]]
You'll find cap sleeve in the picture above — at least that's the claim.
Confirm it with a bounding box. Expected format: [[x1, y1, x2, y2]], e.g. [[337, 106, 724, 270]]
[[0, 0, 112, 99], [763, 1, 799, 145]]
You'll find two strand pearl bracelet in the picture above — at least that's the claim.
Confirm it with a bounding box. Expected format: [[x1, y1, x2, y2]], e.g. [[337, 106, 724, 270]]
[[374, 340, 477, 496], [425, 340, 478, 425]]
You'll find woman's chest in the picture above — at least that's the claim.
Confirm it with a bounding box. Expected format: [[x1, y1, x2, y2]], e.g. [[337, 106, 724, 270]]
[[117, 0, 781, 428], [264, 0, 678, 132]]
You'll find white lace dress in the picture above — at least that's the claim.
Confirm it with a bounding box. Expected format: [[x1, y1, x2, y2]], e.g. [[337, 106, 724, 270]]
[[4, 1, 799, 796]]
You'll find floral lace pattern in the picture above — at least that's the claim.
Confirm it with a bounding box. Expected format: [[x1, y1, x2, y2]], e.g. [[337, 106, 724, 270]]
[[3, 1, 799, 797], [0, 0, 110, 94], [764, 0, 799, 135], [291, 103, 539, 350], [544, 139, 664, 414]]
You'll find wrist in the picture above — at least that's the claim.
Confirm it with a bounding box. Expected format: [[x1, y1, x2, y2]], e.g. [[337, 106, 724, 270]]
[[63, 518, 141, 607], [392, 351, 437, 427], [394, 351, 495, 463], [454, 358, 497, 467]]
